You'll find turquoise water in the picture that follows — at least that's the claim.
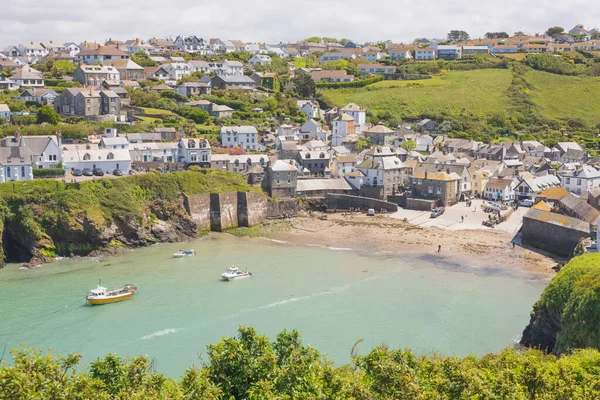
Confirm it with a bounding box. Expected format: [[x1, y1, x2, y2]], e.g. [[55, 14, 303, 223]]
[[0, 236, 546, 377]]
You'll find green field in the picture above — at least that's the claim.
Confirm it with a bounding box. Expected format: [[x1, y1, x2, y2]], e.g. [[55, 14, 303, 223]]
[[321, 69, 513, 120], [321, 69, 600, 129], [527, 71, 600, 127], [140, 107, 176, 115]]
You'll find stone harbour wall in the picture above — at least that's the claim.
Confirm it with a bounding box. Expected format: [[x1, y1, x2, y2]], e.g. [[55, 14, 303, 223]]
[[184, 191, 270, 232], [210, 193, 239, 231], [238, 192, 268, 227], [326, 194, 398, 212], [183, 193, 211, 231]]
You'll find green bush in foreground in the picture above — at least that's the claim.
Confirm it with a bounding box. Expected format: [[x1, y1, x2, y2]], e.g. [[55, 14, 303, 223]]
[[2, 326, 600, 399]]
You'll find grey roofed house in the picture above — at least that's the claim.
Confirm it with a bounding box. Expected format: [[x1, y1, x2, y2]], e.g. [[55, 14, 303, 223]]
[[271, 159, 298, 172], [100, 136, 129, 147], [296, 178, 353, 192], [119, 132, 162, 142], [220, 126, 258, 134], [0, 146, 33, 166], [559, 192, 600, 225], [1, 135, 58, 156], [522, 208, 589, 256], [9, 65, 43, 80], [214, 74, 255, 84]]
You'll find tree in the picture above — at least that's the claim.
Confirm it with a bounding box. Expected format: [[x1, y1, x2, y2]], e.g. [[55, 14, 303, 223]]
[[304, 37, 322, 43], [447, 30, 470, 42], [131, 50, 158, 67], [52, 60, 76, 77], [292, 74, 316, 99], [401, 140, 416, 152], [36, 105, 60, 125], [545, 26, 565, 37], [339, 38, 350, 45], [514, 31, 525, 36], [485, 32, 509, 39]]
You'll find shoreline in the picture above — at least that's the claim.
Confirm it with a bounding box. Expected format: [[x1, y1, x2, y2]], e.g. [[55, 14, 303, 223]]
[[255, 214, 559, 276], [12, 214, 559, 278]]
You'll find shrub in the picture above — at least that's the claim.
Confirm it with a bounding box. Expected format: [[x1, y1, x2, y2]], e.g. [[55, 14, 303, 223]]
[[32, 168, 65, 178]]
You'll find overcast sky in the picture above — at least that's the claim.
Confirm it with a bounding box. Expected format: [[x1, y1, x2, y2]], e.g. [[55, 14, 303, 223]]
[[1, 0, 599, 46]]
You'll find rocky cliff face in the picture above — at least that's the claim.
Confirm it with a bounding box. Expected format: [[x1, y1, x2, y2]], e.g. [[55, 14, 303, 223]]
[[520, 253, 600, 355], [520, 304, 563, 353], [0, 199, 198, 268]]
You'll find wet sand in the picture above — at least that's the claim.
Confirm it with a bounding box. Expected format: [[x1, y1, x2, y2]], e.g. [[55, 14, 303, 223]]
[[260, 213, 558, 275]]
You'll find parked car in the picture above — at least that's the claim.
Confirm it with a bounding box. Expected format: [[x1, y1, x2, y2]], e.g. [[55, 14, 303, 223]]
[[82, 168, 94, 176], [430, 207, 445, 218], [519, 199, 534, 207], [72, 169, 83, 177], [367, 208, 375, 216], [93, 168, 104, 176], [112, 169, 123, 176]]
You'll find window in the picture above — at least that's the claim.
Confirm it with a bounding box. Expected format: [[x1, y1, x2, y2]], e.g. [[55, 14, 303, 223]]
[[436, 187, 441, 194], [21, 167, 25, 177], [287, 179, 291, 184], [577, 179, 582, 186], [417, 179, 422, 185], [6, 167, 10, 178], [107, 152, 114, 160], [428, 186, 433, 194], [566, 178, 570, 184]]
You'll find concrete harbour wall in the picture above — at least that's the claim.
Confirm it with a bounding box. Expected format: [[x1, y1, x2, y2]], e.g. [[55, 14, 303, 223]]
[[326, 194, 398, 212], [184, 191, 270, 231]]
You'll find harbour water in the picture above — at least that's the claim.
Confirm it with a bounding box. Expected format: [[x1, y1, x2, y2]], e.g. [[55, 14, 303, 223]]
[[0, 235, 547, 377]]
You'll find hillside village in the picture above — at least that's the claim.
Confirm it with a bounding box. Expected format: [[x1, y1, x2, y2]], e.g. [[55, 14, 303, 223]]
[[0, 26, 600, 258]]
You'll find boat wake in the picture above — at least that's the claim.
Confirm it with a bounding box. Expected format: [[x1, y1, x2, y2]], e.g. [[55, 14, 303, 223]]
[[141, 328, 180, 340]]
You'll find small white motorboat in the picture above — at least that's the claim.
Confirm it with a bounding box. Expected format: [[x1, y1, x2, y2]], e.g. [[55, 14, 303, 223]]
[[221, 265, 252, 281], [173, 250, 195, 258]]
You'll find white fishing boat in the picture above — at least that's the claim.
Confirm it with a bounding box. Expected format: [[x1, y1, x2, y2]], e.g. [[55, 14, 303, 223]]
[[86, 280, 137, 305], [221, 266, 252, 281], [173, 250, 195, 258]]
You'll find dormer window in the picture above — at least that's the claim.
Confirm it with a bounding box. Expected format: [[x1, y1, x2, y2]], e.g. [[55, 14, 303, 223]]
[[83, 153, 91, 161], [107, 152, 114, 160], [189, 140, 196, 148], [319, 153, 325, 159], [306, 153, 311, 159]]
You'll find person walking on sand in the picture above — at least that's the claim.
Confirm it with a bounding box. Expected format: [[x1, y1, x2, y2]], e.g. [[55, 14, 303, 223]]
[[461, 215, 464, 223], [438, 245, 441, 253]]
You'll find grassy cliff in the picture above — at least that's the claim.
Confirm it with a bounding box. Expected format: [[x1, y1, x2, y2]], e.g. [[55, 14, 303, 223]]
[[0, 170, 261, 264], [521, 253, 600, 354]]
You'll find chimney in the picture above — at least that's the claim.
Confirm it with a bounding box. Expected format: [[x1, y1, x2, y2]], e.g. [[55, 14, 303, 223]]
[[424, 171, 428, 179], [56, 131, 62, 147]]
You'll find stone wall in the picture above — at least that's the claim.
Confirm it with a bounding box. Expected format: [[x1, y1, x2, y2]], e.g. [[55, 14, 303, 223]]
[[182, 193, 211, 231], [406, 198, 438, 211], [184, 191, 270, 231], [238, 192, 268, 227], [326, 194, 398, 212], [522, 213, 590, 257], [266, 199, 302, 218], [210, 193, 239, 231]]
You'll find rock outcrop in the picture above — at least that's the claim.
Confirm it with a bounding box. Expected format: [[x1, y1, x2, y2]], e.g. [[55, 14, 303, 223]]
[[521, 253, 600, 355]]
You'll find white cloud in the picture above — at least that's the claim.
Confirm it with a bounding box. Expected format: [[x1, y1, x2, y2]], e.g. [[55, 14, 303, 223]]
[[1, 0, 599, 46]]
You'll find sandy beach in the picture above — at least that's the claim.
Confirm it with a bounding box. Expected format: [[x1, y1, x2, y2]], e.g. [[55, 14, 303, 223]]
[[259, 213, 559, 275]]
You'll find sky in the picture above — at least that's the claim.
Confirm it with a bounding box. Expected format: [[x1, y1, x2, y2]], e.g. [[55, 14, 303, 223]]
[[1, 0, 600, 46]]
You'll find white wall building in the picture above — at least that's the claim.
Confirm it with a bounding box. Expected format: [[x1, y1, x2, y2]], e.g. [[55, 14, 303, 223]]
[[62, 147, 131, 172], [339, 103, 366, 133], [220, 126, 261, 151], [561, 165, 600, 195], [178, 138, 211, 164]]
